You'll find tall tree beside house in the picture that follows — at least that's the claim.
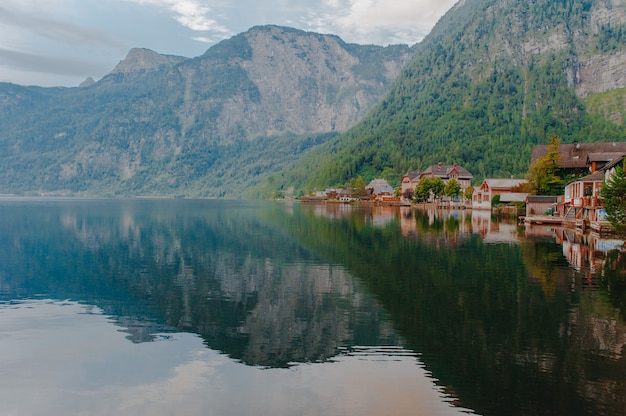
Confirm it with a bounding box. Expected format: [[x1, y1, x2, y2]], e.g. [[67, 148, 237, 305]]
[[444, 179, 461, 199], [601, 162, 626, 231], [416, 177, 446, 203], [525, 137, 563, 195], [464, 186, 474, 201], [349, 176, 367, 198], [414, 178, 430, 203], [431, 177, 445, 199], [403, 188, 414, 200]]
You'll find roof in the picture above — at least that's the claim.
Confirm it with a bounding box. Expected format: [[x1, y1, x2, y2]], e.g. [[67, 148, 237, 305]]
[[337, 189, 351, 197], [565, 154, 624, 185], [499, 193, 528, 203], [587, 152, 626, 163], [366, 178, 394, 195], [526, 195, 558, 203], [403, 171, 420, 181], [482, 179, 527, 189], [567, 170, 606, 184], [532, 142, 626, 169], [420, 163, 473, 180]]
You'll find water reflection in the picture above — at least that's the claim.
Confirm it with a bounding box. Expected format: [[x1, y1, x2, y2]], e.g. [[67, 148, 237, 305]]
[[0, 199, 404, 368], [292, 203, 626, 416], [308, 204, 524, 245], [1, 199, 626, 415], [524, 224, 626, 292]]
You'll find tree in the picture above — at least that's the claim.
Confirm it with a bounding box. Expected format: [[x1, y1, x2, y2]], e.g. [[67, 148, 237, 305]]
[[464, 185, 474, 201], [444, 178, 461, 198], [430, 177, 445, 199], [381, 167, 400, 188], [601, 162, 626, 230], [526, 136, 563, 195], [414, 177, 433, 203], [415, 176, 446, 202], [402, 188, 414, 200], [349, 176, 367, 198]]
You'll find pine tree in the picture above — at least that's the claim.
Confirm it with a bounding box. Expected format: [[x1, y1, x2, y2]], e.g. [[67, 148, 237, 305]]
[[601, 162, 626, 230]]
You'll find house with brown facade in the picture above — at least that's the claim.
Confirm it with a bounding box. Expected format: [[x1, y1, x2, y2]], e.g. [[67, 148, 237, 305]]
[[526, 195, 559, 216], [560, 157, 624, 225], [531, 142, 626, 176], [401, 163, 473, 201], [401, 171, 420, 198], [472, 179, 528, 210], [531, 141, 626, 230], [419, 163, 473, 190]]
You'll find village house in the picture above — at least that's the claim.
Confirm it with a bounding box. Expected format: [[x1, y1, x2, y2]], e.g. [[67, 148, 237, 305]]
[[401, 171, 420, 198], [560, 158, 624, 226], [337, 188, 352, 202], [419, 163, 473, 192], [530, 141, 626, 231], [472, 179, 528, 210], [526, 195, 559, 216], [532, 142, 626, 176], [324, 188, 340, 199], [402, 163, 473, 200], [366, 179, 398, 202]]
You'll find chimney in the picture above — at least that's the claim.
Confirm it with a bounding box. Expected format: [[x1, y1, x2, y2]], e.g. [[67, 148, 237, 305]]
[[437, 162, 442, 168]]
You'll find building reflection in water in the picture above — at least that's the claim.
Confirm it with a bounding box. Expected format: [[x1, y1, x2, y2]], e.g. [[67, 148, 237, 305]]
[[306, 204, 625, 278], [526, 223, 625, 286]]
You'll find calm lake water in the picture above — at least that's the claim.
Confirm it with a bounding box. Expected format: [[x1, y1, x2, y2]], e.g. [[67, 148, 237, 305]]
[[0, 198, 625, 416]]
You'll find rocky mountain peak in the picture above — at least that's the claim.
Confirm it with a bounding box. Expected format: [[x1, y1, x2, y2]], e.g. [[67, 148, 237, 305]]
[[79, 77, 95, 88], [0, 25, 412, 198], [110, 48, 187, 75]]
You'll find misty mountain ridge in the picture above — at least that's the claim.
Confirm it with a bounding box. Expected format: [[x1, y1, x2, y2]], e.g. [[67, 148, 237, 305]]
[[0, 25, 412, 197]]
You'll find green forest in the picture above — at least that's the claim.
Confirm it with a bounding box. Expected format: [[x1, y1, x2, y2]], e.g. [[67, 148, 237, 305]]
[[253, 0, 626, 197]]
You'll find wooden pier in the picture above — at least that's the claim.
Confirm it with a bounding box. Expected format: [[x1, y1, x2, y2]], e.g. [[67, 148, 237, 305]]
[[523, 215, 565, 225]]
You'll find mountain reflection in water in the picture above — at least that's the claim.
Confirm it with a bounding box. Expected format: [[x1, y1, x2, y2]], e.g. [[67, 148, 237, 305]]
[[0, 198, 625, 416]]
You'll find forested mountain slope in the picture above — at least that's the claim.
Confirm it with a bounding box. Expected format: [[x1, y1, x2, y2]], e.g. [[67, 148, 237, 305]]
[[257, 0, 626, 197], [0, 25, 411, 197]]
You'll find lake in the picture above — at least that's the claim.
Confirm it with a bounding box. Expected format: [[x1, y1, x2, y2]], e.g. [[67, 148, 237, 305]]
[[0, 198, 625, 416]]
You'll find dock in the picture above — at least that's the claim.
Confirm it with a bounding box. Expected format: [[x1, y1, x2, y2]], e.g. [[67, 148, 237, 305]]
[[523, 215, 565, 225]]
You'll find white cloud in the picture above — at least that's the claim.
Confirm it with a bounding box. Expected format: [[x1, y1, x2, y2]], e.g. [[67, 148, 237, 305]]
[[303, 0, 458, 45], [192, 36, 217, 44], [171, 1, 215, 30], [132, 0, 231, 35], [0, 0, 459, 86]]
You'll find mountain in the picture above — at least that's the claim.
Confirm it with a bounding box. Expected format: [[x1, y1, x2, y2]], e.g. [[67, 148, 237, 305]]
[[0, 25, 412, 198], [261, 0, 626, 196]]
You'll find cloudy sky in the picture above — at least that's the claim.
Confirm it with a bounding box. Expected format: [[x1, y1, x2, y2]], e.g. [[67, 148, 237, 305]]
[[0, 0, 458, 87]]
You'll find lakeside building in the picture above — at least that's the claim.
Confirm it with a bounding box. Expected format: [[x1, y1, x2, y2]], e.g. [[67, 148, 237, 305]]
[[366, 179, 399, 203], [526, 195, 559, 216], [401, 163, 473, 200], [531, 142, 626, 175], [525, 141, 626, 232], [472, 179, 528, 210]]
